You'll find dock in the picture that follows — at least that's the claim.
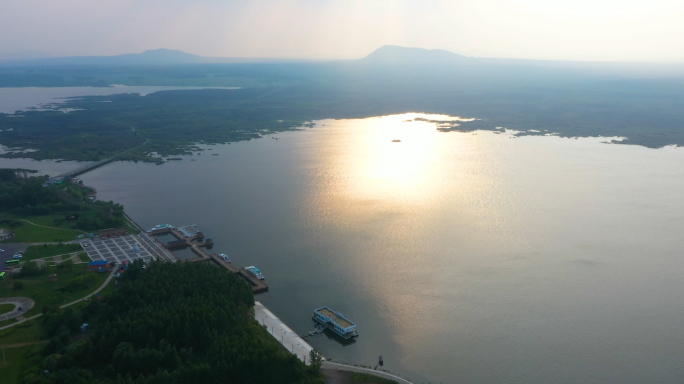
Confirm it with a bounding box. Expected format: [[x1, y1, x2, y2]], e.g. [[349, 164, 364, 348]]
[[149, 224, 268, 294]]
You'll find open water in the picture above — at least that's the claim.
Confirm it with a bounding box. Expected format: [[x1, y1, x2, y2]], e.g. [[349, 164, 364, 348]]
[[2, 105, 684, 383]]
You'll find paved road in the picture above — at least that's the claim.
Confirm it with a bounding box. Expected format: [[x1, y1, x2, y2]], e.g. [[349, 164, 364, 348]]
[[60, 268, 116, 308], [321, 362, 415, 384], [19, 220, 86, 234], [0, 297, 35, 321], [136, 233, 177, 262], [254, 301, 314, 365], [0, 268, 115, 331]]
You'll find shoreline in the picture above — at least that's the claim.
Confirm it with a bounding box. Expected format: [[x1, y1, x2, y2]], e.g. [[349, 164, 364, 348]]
[[254, 301, 315, 365]]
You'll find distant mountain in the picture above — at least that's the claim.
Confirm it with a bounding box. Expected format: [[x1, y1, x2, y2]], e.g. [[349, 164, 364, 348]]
[[0, 49, 206, 66], [0, 49, 316, 67], [0, 50, 53, 61], [101, 49, 204, 64], [362, 45, 467, 64]]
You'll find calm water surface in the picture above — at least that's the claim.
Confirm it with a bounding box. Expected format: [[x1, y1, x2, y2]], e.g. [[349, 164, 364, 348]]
[[8, 113, 684, 383]]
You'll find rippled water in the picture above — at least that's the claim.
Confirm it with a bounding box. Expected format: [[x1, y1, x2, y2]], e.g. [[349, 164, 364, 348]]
[[5, 113, 684, 383]]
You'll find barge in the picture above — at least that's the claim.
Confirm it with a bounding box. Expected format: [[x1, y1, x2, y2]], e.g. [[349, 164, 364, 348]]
[[313, 307, 358, 339]]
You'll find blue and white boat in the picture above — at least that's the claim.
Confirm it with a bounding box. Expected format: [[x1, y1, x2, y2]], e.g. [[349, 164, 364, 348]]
[[313, 307, 358, 339], [246, 266, 264, 280], [149, 224, 173, 231]]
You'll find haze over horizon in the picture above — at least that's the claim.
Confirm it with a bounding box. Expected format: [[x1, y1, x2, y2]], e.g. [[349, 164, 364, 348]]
[[2, 0, 683, 63]]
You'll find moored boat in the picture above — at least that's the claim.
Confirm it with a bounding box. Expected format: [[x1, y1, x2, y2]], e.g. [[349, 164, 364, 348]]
[[246, 266, 264, 280], [313, 306, 358, 339]]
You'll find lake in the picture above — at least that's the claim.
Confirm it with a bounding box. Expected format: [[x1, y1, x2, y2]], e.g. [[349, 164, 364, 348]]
[[2, 105, 684, 383]]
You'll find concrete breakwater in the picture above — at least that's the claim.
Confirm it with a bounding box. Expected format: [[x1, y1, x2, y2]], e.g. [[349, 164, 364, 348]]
[[254, 301, 314, 365]]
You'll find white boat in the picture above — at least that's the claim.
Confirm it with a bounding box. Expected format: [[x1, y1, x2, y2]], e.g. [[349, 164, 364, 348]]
[[150, 224, 173, 231], [246, 266, 264, 280]]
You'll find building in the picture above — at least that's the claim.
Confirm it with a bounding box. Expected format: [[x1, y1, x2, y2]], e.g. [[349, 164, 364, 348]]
[[165, 239, 187, 249], [313, 307, 359, 339], [99, 228, 128, 238], [88, 260, 109, 272]]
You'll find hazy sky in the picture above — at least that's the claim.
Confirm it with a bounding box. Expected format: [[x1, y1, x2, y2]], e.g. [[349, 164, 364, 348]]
[[1, 0, 683, 62]]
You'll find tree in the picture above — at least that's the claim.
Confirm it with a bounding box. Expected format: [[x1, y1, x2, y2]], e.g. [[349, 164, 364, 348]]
[[57, 259, 74, 271], [18, 261, 46, 277], [309, 349, 323, 373]]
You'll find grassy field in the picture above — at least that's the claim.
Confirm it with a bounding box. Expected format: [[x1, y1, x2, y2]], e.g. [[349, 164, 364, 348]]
[[0, 303, 14, 315], [0, 214, 84, 243], [0, 266, 110, 318], [78, 253, 91, 262], [0, 318, 17, 328], [0, 321, 42, 345], [0, 344, 42, 384], [0, 269, 119, 384], [21, 244, 83, 263]]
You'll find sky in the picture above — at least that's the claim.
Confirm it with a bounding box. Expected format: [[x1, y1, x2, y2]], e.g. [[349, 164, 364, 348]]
[[1, 0, 683, 62]]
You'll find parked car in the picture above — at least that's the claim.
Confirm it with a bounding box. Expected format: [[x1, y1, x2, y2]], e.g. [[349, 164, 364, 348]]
[[0, 249, 4, 252], [13, 254, 22, 259]]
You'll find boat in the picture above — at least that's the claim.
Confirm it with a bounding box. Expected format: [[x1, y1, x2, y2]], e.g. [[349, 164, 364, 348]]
[[312, 306, 358, 339], [150, 224, 173, 232], [246, 266, 264, 280]]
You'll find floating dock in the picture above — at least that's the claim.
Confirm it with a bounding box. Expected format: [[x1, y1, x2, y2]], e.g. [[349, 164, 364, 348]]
[[313, 306, 358, 339], [149, 224, 268, 294]]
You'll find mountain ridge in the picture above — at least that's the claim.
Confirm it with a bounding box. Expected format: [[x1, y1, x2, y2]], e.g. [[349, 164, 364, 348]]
[[362, 45, 467, 63]]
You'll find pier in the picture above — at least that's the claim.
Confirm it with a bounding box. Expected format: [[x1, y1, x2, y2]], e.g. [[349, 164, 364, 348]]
[[149, 224, 268, 294]]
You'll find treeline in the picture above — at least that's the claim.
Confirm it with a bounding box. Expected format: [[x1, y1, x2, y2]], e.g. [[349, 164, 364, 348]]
[[0, 170, 59, 211], [21, 261, 323, 384], [0, 169, 125, 230]]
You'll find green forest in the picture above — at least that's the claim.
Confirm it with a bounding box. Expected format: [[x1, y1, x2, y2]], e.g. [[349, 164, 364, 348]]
[[1, 62, 684, 163], [18, 261, 322, 384], [0, 169, 126, 239]]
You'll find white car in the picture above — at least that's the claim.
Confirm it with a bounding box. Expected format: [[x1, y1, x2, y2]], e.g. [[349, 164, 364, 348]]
[[13, 254, 22, 259], [0, 249, 4, 252]]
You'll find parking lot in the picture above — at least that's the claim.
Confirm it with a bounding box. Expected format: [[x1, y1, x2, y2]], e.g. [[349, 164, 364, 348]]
[[0, 243, 29, 270], [81, 234, 172, 264]]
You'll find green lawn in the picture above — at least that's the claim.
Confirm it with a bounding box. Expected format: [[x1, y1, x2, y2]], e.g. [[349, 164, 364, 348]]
[[78, 253, 91, 262], [0, 273, 117, 347], [0, 320, 42, 345], [0, 344, 42, 384], [0, 302, 14, 315], [0, 214, 84, 243], [0, 318, 17, 328], [22, 244, 83, 263], [0, 266, 110, 318]]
